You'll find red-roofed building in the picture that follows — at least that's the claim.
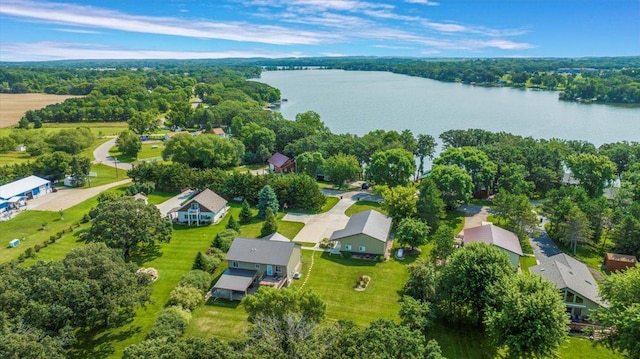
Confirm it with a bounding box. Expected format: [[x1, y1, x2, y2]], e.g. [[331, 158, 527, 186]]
[[462, 223, 523, 267], [268, 152, 295, 173]]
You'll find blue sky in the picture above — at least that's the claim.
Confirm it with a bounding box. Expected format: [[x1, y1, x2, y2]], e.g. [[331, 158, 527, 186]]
[[0, 0, 638, 61]]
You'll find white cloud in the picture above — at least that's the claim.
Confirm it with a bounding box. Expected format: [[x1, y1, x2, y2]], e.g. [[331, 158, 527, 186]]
[[422, 20, 529, 37], [52, 28, 101, 34], [0, 41, 306, 62], [405, 0, 440, 5], [0, 0, 334, 45]]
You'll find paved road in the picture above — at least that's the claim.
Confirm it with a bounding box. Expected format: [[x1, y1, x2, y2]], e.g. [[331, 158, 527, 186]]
[[26, 179, 132, 212], [283, 189, 382, 244], [93, 137, 132, 170]]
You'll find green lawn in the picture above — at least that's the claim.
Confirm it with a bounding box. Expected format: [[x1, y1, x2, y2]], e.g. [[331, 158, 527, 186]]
[[238, 211, 305, 240], [558, 336, 621, 359], [83, 163, 124, 188], [344, 200, 383, 216], [108, 142, 165, 164], [0, 150, 33, 165], [146, 191, 179, 205], [231, 164, 269, 173], [519, 255, 538, 273], [281, 196, 339, 215]]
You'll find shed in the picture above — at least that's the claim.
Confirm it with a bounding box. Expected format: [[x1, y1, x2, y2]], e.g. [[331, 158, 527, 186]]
[[0, 175, 51, 201], [9, 239, 20, 247], [604, 253, 637, 272]]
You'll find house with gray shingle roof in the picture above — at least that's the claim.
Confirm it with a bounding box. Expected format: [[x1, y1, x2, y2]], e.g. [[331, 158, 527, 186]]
[[463, 223, 523, 267], [330, 210, 393, 259], [211, 234, 302, 300], [175, 189, 228, 226], [530, 253, 606, 322]]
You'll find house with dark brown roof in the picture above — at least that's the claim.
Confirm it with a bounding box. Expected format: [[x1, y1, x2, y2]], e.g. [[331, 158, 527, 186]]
[[175, 189, 228, 225], [268, 152, 295, 173], [462, 223, 523, 267], [604, 252, 637, 272]]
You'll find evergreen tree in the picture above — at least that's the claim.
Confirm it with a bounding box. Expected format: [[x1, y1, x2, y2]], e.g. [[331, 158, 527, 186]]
[[260, 208, 278, 237], [417, 177, 446, 232], [239, 200, 252, 224], [226, 214, 241, 233], [257, 185, 279, 219]]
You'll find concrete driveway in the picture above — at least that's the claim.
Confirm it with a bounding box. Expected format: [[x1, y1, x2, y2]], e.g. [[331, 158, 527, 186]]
[[26, 179, 132, 212], [93, 137, 132, 170], [283, 189, 382, 244], [156, 189, 195, 217], [530, 216, 562, 262], [457, 204, 491, 235]]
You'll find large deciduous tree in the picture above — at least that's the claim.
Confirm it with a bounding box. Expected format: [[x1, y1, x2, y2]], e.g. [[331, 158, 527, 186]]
[[492, 191, 538, 238], [381, 185, 417, 223], [415, 133, 437, 179], [368, 148, 416, 187], [128, 110, 160, 135], [88, 196, 172, 259], [396, 217, 430, 250], [593, 266, 640, 358], [437, 242, 514, 325], [567, 153, 617, 198], [323, 153, 360, 189], [296, 151, 325, 177], [429, 165, 474, 208], [434, 146, 497, 193], [118, 129, 142, 158], [485, 275, 568, 358]]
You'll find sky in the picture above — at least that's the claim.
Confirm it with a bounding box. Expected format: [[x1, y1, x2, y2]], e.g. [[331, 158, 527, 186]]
[[0, 0, 638, 62]]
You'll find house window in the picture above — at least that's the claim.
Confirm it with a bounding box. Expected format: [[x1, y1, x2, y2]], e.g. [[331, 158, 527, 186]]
[[231, 261, 239, 268], [575, 296, 583, 304], [359, 246, 366, 252], [566, 291, 575, 303], [255, 264, 260, 270], [345, 244, 352, 251], [191, 203, 199, 210], [275, 266, 282, 273]]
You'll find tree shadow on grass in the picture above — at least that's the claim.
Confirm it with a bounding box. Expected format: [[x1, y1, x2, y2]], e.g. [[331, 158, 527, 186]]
[[204, 297, 241, 309], [319, 252, 378, 267], [130, 244, 163, 266], [69, 322, 142, 359]]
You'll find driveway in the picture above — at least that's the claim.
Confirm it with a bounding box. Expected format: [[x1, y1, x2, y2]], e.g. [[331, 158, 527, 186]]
[[529, 216, 562, 262], [457, 204, 490, 235], [283, 189, 382, 244], [26, 179, 132, 212], [93, 137, 132, 170], [155, 189, 195, 217]]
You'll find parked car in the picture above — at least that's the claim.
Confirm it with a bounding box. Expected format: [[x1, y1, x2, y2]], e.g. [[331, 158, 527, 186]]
[[361, 182, 370, 190]]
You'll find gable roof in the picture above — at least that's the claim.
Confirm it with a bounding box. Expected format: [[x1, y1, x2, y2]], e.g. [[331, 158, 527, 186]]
[[212, 127, 225, 135], [268, 152, 291, 168], [178, 189, 227, 213], [605, 252, 637, 264], [463, 223, 523, 256], [226, 235, 296, 266], [0, 175, 49, 200], [330, 210, 392, 242], [530, 253, 604, 306], [261, 232, 291, 242]]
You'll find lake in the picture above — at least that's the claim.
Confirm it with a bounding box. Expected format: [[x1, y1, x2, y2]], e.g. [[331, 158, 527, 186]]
[[257, 70, 640, 147]]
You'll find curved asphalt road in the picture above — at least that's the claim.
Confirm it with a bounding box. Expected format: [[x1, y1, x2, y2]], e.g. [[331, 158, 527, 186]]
[[93, 137, 132, 171]]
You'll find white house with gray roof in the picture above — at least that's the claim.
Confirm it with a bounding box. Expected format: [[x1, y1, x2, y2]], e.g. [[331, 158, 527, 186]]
[[175, 189, 228, 226], [330, 210, 393, 259], [530, 253, 606, 322], [211, 235, 302, 300]]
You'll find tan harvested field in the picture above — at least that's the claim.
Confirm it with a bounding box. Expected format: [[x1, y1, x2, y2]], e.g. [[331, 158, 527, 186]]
[[0, 93, 82, 128]]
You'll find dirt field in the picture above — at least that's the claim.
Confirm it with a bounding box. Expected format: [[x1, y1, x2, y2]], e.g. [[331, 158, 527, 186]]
[[0, 93, 82, 128]]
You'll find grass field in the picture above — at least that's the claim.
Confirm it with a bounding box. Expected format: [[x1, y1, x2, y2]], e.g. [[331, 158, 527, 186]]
[[108, 142, 165, 163], [519, 255, 538, 273], [344, 200, 383, 216], [0, 93, 83, 128]]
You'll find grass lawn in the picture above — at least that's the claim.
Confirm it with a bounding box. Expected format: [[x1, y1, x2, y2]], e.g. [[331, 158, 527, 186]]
[[344, 200, 383, 216], [83, 163, 124, 188], [108, 142, 165, 163], [281, 196, 339, 215], [559, 336, 620, 359], [238, 211, 305, 240], [232, 164, 268, 173], [146, 190, 179, 205], [545, 225, 607, 271], [519, 256, 538, 273], [0, 150, 33, 165]]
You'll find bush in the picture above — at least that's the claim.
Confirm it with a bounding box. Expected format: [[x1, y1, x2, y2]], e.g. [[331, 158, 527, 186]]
[[178, 270, 211, 294], [192, 251, 222, 274], [211, 229, 237, 252], [147, 306, 192, 340], [41, 240, 48, 248], [24, 248, 34, 258], [167, 286, 203, 311], [49, 235, 57, 243]]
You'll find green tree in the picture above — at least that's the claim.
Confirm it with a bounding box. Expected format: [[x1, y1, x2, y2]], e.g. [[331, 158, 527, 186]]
[[32, 151, 71, 181], [593, 266, 640, 358], [368, 148, 416, 187], [434, 146, 497, 193], [87, 196, 172, 259], [612, 214, 640, 258], [68, 155, 90, 187], [17, 117, 30, 129], [381, 185, 417, 223], [396, 217, 430, 250], [437, 242, 515, 325], [354, 319, 429, 359], [257, 185, 279, 218], [558, 205, 593, 255], [417, 177, 446, 232], [567, 153, 617, 198], [430, 164, 474, 208], [46, 127, 95, 155], [128, 111, 160, 135], [399, 295, 435, 333], [324, 153, 360, 189], [492, 191, 538, 238], [403, 258, 438, 302], [415, 133, 437, 178], [485, 275, 568, 358], [226, 214, 241, 232], [239, 199, 252, 224], [429, 226, 455, 265], [118, 129, 142, 157], [260, 207, 278, 237], [296, 151, 325, 177]]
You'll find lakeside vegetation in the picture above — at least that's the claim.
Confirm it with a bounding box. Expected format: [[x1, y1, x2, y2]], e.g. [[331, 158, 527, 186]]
[[1, 60, 638, 359]]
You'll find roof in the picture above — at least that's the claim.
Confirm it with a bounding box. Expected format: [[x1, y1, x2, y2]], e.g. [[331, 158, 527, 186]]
[[530, 253, 605, 306], [330, 210, 392, 242], [212, 127, 225, 135], [133, 193, 148, 201], [562, 172, 580, 185], [463, 223, 523, 256], [261, 232, 291, 242], [605, 252, 637, 264], [226, 235, 297, 266], [0, 175, 49, 200], [268, 152, 291, 168], [212, 268, 257, 292], [178, 189, 227, 213]]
